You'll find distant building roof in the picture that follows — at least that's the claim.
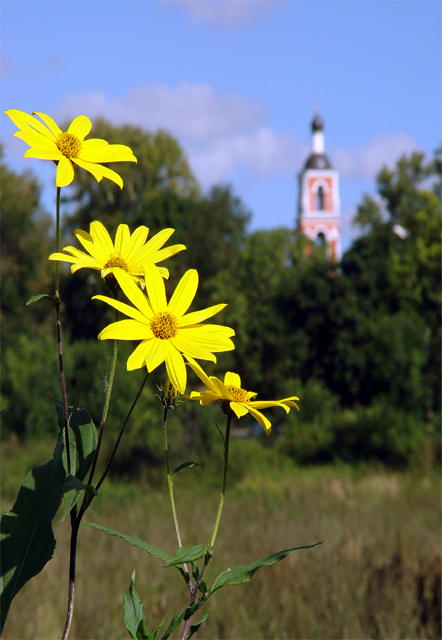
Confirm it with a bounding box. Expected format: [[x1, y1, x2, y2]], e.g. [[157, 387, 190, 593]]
[[304, 152, 332, 170]]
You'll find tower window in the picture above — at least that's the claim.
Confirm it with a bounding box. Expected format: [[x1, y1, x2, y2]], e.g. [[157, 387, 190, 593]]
[[317, 185, 324, 210], [315, 231, 326, 246]]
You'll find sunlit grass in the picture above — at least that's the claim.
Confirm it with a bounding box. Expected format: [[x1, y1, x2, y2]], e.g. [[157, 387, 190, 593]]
[[2, 438, 441, 639]]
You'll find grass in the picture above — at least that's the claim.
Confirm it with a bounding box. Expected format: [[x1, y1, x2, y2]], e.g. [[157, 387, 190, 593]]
[[1, 437, 441, 639]]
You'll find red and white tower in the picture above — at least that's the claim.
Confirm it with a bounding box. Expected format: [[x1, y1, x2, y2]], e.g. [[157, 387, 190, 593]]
[[298, 111, 341, 261]]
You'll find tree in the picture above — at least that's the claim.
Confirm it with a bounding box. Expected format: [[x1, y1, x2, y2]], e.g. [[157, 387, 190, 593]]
[[343, 150, 441, 416]]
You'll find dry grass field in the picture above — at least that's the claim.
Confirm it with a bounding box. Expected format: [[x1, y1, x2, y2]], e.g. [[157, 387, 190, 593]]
[[2, 438, 441, 640]]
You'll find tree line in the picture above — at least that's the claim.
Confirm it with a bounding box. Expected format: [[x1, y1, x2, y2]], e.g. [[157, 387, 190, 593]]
[[1, 124, 440, 467]]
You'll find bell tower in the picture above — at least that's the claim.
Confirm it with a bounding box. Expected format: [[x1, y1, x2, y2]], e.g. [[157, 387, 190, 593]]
[[298, 111, 341, 260]]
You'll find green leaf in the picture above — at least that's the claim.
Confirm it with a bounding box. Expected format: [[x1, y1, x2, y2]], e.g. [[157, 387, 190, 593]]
[[209, 543, 322, 594], [160, 614, 183, 640], [123, 571, 148, 640], [172, 461, 199, 476], [187, 611, 209, 639], [165, 546, 207, 567], [60, 476, 97, 522], [85, 523, 171, 563], [52, 400, 97, 482], [0, 433, 66, 634], [26, 293, 57, 308]]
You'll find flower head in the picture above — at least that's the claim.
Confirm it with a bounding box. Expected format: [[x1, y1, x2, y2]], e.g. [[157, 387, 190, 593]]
[[49, 220, 185, 285], [5, 109, 137, 188], [93, 263, 235, 394], [187, 358, 299, 435]]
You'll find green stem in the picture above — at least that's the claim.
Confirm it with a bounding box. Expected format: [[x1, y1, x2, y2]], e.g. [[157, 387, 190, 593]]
[[162, 406, 184, 549], [87, 336, 118, 487], [95, 370, 149, 491], [209, 413, 233, 550], [55, 186, 61, 298], [53, 185, 71, 475]]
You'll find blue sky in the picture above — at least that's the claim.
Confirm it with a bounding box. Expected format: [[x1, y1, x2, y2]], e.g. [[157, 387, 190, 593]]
[[2, 0, 440, 251]]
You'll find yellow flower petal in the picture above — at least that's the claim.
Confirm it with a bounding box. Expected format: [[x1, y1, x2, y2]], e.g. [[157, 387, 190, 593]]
[[67, 115, 92, 140], [113, 270, 154, 319], [142, 262, 167, 313], [245, 406, 272, 434], [5, 109, 136, 187], [144, 338, 169, 373], [89, 221, 114, 255], [115, 224, 130, 255], [97, 319, 152, 341], [171, 334, 217, 362], [224, 371, 242, 388], [56, 157, 74, 187], [93, 294, 151, 324], [179, 304, 227, 327], [230, 402, 249, 418], [168, 270, 198, 318], [165, 347, 187, 394], [127, 341, 154, 370], [33, 111, 63, 138], [72, 157, 123, 188], [80, 140, 137, 163]]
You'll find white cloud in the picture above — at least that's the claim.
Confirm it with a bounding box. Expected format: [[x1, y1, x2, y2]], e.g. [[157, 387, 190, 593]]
[[55, 83, 306, 188], [170, 0, 288, 28], [332, 133, 419, 180], [54, 85, 421, 192]]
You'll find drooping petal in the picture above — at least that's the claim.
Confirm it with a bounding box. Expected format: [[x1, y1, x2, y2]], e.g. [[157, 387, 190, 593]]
[[188, 390, 220, 406], [56, 157, 74, 187], [249, 400, 291, 413], [165, 347, 187, 394], [72, 157, 123, 188], [186, 357, 221, 395], [67, 115, 92, 141], [142, 262, 167, 313], [244, 405, 272, 434], [178, 304, 227, 327], [229, 402, 249, 418], [168, 270, 198, 318]]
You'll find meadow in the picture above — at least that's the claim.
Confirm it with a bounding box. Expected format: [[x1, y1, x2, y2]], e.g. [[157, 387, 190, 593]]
[[2, 437, 441, 640]]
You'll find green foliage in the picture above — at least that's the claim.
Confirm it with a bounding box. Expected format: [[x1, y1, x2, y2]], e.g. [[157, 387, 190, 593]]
[[123, 572, 149, 640], [0, 434, 66, 633]]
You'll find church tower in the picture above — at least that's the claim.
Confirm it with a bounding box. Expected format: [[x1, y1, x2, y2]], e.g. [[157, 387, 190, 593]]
[[298, 111, 341, 261]]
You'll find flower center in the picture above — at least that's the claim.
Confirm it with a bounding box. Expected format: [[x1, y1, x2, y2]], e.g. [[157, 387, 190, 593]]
[[151, 312, 178, 340], [56, 132, 82, 158], [227, 385, 249, 403], [103, 254, 129, 271]]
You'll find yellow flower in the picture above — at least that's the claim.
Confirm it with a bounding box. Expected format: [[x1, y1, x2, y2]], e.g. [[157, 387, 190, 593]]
[[93, 263, 235, 394], [4, 109, 137, 188], [49, 220, 185, 284], [187, 358, 299, 435]]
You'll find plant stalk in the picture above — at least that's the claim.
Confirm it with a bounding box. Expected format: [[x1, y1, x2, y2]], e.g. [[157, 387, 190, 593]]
[[95, 370, 149, 491]]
